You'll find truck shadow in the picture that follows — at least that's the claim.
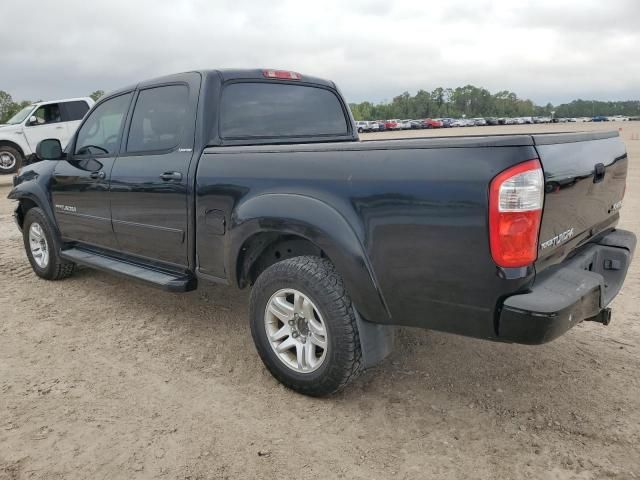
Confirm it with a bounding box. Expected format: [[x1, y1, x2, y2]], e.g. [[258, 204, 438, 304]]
[[61, 265, 640, 444]]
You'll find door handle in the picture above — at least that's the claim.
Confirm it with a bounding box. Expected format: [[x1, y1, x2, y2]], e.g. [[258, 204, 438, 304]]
[[160, 171, 182, 181], [89, 171, 106, 179], [55, 126, 64, 130]]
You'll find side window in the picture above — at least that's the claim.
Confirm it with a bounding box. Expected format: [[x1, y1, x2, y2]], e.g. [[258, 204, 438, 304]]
[[75, 93, 132, 156], [61, 101, 90, 121], [30, 103, 62, 125], [220, 83, 349, 138], [126, 85, 189, 153]]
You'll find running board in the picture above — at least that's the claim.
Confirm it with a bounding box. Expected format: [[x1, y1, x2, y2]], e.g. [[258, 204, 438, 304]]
[[60, 248, 197, 292]]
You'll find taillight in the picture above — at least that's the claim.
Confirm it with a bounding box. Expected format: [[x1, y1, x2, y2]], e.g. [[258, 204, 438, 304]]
[[489, 159, 544, 268], [263, 70, 301, 80]]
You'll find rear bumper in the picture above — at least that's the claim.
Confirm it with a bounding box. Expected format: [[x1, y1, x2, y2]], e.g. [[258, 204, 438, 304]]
[[498, 229, 636, 344]]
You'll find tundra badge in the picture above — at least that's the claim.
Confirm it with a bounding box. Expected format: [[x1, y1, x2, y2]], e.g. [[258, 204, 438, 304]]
[[540, 228, 574, 250]]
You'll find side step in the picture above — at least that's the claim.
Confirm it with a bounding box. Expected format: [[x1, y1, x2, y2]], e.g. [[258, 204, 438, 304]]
[[60, 248, 197, 292]]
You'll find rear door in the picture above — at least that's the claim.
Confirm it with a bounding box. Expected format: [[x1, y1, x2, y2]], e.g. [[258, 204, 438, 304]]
[[59, 100, 91, 144], [534, 132, 627, 269], [51, 92, 133, 249], [109, 74, 200, 268]]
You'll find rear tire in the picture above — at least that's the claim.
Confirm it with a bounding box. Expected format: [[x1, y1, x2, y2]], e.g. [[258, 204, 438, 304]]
[[0, 145, 22, 174], [22, 207, 75, 280], [250, 256, 362, 396]]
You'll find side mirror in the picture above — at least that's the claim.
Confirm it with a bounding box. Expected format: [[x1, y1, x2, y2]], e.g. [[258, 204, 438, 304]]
[[36, 139, 64, 160], [28, 115, 39, 126]]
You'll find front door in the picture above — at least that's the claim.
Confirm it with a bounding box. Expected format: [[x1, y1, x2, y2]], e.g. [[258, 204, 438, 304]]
[[51, 92, 133, 249], [110, 76, 199, 268], [23, 102, 69, 151]]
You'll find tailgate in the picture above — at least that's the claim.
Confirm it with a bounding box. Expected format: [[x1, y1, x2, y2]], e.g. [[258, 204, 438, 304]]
[[534, 131, 627, 270]]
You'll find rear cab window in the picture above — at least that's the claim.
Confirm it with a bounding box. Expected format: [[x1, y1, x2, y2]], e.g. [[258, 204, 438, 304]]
[[219, 82, 350, 141]]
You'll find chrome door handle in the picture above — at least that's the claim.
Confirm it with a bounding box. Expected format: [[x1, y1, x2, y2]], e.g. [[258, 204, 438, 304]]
[[89, 171, 105, 179], [160, 171, 182, 181]]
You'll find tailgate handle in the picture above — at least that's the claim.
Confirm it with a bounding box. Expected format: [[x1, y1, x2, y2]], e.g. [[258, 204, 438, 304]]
[[594, 163, 605, 183]]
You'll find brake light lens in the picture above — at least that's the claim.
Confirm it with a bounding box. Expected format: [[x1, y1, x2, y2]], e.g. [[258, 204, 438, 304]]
[[489, 159, 544, 268], [263, 70, 301, 80]]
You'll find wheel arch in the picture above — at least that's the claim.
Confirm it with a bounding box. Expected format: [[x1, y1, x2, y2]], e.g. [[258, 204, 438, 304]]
[[228, 193, 391, 325], [8, 179, 58, 235], [0, 139, 26, 158]]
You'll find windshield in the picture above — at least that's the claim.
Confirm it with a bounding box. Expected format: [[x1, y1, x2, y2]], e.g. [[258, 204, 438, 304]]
[[5, 105, 36, 125]]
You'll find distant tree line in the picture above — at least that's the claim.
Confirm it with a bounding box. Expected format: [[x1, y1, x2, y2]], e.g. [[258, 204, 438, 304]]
[[349, 85, 640, 120], [0, 90, 104, 123], [0, 91, 33, 123], [551, 99, 640, 118]]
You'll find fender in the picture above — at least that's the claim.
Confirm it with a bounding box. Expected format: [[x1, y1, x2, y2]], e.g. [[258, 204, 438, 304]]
[[7, 160, 59, 234], [227, 193, 392, 325], [0, 134, 32, 157]]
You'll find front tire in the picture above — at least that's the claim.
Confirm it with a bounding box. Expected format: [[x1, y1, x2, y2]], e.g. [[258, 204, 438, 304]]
[[250, 256, 362, 396], [0, 145, 23, 174], [22, 207, 75, 280]]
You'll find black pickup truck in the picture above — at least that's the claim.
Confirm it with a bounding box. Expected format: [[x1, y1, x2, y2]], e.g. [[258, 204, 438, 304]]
[[8, 69, 636, 396]]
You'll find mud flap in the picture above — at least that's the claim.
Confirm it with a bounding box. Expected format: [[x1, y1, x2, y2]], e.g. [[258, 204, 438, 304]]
[[354, 309, 395, 368]]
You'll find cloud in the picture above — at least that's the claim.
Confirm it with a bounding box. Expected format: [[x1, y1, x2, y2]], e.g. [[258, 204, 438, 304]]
[[0, 0, 638, 105]]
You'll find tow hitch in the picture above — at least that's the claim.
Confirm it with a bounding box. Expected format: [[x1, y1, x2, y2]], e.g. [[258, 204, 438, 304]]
[[586, 307, 612, 326]]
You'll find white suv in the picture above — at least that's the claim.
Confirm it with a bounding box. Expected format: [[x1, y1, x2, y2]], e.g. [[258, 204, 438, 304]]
[[0, 97, 94, 173], [355, 121, 369, 133]]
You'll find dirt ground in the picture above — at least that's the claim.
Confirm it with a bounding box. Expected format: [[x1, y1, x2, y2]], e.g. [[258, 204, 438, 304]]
[[1, 122, 639, 480]]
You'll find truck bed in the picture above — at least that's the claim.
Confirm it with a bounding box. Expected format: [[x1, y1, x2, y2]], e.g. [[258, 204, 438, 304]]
[[197, 129, 626, 340]]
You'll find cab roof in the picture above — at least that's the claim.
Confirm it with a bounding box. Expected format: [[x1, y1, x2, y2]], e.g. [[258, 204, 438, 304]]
[[102, 68, 337, 100], [32, 97, 94, 106]]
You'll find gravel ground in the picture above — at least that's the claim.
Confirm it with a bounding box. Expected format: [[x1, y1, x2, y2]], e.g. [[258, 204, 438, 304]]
[[1, 122, 639, 480]]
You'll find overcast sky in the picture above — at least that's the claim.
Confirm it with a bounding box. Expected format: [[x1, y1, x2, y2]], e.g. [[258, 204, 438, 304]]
[[1, 0, 638, 106]]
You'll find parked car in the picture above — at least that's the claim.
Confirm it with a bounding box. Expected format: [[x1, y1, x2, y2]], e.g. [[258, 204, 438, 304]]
[[386, 119, 401, 130], [0, 97, 94, 174], [486, 117, 499, 126], [422, 118, 442, 128], [450, 119, 465, 127], [439, 118, 454, 128], [409, 120, 423, 129], [355, 121, 370, 133], [592, 116, 609, 122], [9, 68, 635, 396], [473, 118, 487, 126]]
